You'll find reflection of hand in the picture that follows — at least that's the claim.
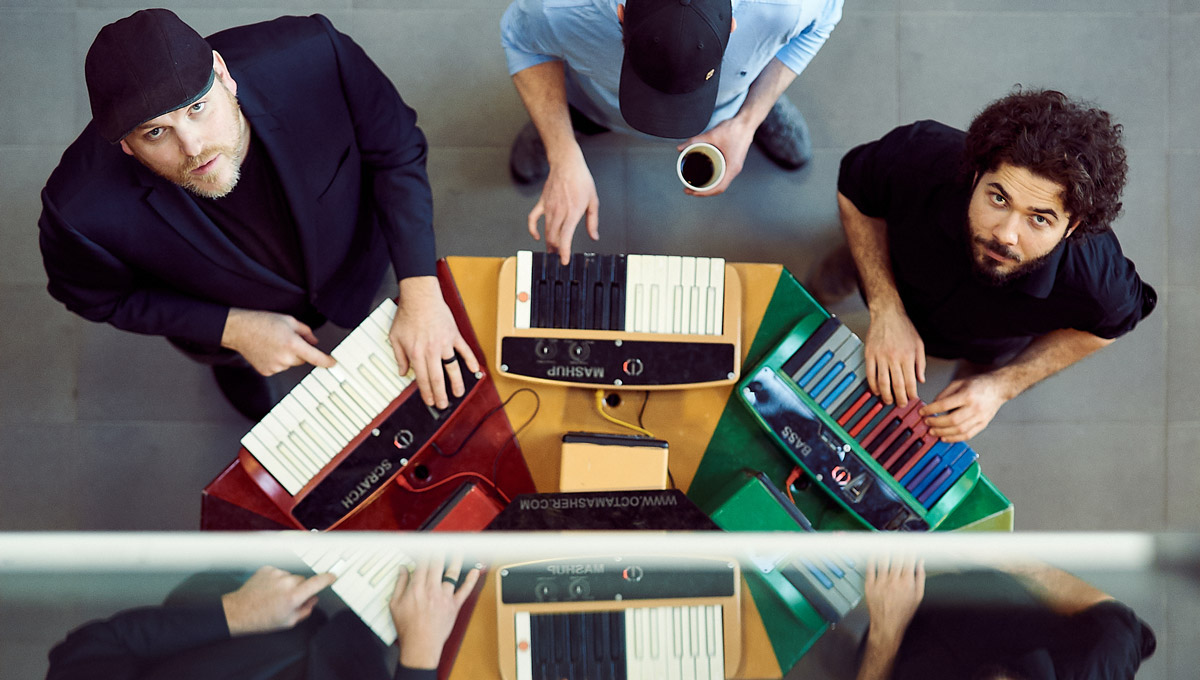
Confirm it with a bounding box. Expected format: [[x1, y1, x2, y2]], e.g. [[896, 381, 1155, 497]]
[[221, 566, 337, 636], [864, 555, 925, 645], [676, 117, 754, 197], [921, 373, 1008, 442], [863, 306, 926, 407], [391, 555, 481, 669], [391, 277, 481, 410], [221, 309, 336, 376], [527, 149, 599, 264]]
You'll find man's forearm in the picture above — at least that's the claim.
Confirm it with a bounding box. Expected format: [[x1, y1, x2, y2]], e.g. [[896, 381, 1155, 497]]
[[838, 191, 904, 315], [1000, 563, 1113, 616], [511, 61, 582, 166], [729, 58, 798, 133], [856, 627, 903, 680], [987, 328, 1115, 402]]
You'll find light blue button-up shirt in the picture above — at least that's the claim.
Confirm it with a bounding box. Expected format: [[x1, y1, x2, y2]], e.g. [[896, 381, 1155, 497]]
[[501, 0, 843, 138]]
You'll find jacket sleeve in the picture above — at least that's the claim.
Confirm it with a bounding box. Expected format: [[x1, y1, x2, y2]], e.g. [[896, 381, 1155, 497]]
[[38, 190, 230, 347], [316, 15, 436, 283], [45, 601, 231, 680]]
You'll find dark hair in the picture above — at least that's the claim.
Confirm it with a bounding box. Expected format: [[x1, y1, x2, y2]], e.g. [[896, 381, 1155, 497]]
[[963, 88, 1127, 236]]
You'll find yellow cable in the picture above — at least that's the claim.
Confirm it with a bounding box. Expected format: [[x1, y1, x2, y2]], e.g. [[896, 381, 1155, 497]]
[[593, 390, 655, 438]]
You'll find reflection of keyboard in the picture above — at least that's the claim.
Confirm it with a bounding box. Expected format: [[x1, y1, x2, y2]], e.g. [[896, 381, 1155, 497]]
[[497, 556, 742, 680], [297, 545, 415, 645], [772, 554, 863, 624], [495, 252, 742, 389], [739, 313, 980, 531]]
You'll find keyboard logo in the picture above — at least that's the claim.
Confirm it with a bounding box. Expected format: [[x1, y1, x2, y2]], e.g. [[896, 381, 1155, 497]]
[[547, 365, 605, 379], [340, 459, 393, 510]]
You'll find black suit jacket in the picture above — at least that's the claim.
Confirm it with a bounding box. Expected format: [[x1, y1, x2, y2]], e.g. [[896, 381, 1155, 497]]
[[39, 15, 435, 348], [45, 598, 435, 680]]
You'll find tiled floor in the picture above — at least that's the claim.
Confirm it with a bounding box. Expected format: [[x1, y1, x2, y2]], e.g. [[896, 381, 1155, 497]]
[[0, 0, 1196, 677]]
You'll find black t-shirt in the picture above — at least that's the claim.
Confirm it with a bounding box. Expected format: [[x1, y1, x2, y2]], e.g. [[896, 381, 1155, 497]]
[[837, 121, 1157, 364], [892, 571, 1157, 680], [196, 133, 307, 288]]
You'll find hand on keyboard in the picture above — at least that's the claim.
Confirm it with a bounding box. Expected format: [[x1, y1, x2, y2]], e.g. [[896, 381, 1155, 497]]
[[393, 276, 481, 409], [863, 306, 926, 407], [527, 149, 599, 265], [921, 373, 1007, 443], [863, 555, 925, 642], [220, 565, 337, 636], [392, 555, 481, 669], [221, 309, 337, 376]]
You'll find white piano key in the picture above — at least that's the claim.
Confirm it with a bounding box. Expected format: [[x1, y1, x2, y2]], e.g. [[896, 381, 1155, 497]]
[[337, 333, 401, 403], [625, 254, 642, 332], [257, 416, 318, 480], [515, 250, 533, 329], [669, 607, 684, 680], [330, 354, 388, 417], [242, 430, 304, 494], [653, 255, 669, 333], [270, 399, 329, 471], [708, 605, 724, 680], [667, 256, 683, 334], [709, 258, 725, 335], [694, 257, 710, 336], [689, 605, 701, 658], [292, 385, 352, 450], [680, 257, 696, 334], [626, 610, 642, 680], [650, 607, 669, 679], [515, 612, 533, 680], [313, 370, 372, 427]]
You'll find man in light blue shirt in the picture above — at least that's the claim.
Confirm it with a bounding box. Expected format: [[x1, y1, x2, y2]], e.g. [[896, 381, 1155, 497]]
[[501, 0, 843, 263]]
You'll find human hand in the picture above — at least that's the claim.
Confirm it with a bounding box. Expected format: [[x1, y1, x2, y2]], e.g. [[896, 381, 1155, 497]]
[[528, 148, 599, 264], [676, 116, 754, 197], [391, 277, 481, 410], [863, 555, 925, 646], [863, 307, 926, 407], [391, 555, 481, 669], [920, 373, 1009, 442], [221, 308, 336, 376], [220, 566, 337, 636]]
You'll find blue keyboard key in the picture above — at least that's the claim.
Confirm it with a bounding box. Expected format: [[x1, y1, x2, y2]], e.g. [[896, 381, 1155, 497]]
[[820, 372, 858, 410], [809, 361, 845, 398], [798, 351, 833, 389]]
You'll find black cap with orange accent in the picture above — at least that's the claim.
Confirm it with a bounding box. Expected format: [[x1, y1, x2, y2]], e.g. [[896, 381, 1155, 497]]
[[619, 0, 732, 139], [84, 8, 215, 144]]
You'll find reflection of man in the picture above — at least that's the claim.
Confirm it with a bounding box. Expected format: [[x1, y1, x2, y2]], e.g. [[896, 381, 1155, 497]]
[[501, 0, 843, 262], [816, 90, 1156, 441], [39, 9, 479, 421], [47, 559, 480, 680], [856, 557, 1156, 680]]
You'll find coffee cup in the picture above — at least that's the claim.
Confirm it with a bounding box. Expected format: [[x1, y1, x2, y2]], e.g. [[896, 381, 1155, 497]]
[[676, 142, 726, 193]]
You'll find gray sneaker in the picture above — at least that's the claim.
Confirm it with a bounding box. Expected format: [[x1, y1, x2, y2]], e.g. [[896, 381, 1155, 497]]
[[509, 121, 549, 184], [753, 96, 812, 170]]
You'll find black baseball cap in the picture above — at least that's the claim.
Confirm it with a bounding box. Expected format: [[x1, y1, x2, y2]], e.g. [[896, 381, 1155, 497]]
[[619, 0, 732, 139], [85, 8, 215, 144]]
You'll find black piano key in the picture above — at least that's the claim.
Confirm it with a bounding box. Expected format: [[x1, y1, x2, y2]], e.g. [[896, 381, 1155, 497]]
[[553, 613, 567, 664], [612, 254, 626, 331], [781, 317, 842, 377], [568, 258, 583, 330], [592, 612, 607, 662], [533, 613, 552, 679], [580, 256, 597, 330], [609, 610, 625, 669], [571, 612, 587, 667], [887, 438, 927, 476], [854, 402, 895, 445], [865, 417, 903, 455], [877, 427, 913, 463]]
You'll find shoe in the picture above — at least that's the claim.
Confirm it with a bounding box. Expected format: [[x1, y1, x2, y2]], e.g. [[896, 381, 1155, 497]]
[[212, 363, 277, 421], [753, 96, 812, 170], [509, 121, 549, 185], [804, 244, 859, 307]]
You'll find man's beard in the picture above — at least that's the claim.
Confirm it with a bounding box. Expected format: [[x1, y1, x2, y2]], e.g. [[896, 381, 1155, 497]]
[[968, 234, 1057, 287], [154, 86, 247, 199]]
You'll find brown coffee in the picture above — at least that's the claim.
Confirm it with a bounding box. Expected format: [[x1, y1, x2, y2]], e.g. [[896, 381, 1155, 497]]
[[681, 152, 715, 187]]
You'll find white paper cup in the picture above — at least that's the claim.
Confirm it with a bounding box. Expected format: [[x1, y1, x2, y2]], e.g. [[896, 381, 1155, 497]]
[[676, 142, 726, 193]]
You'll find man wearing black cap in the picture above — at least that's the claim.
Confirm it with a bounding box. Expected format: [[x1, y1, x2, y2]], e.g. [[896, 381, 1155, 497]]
[[501, 0, 843, 263], [39, 9, 479, 420]]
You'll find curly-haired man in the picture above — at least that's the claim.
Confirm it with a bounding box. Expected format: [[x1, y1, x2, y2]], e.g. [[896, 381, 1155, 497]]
[[812, 90, 1157, 441]]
